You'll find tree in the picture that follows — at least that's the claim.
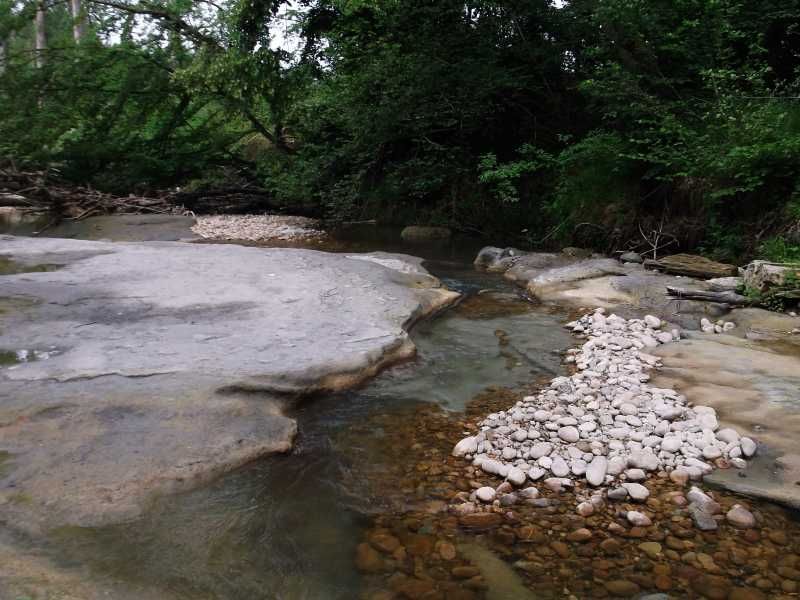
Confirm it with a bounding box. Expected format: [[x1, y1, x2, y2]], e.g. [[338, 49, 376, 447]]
[[70, 0, 87, 42], [34, 0, 46, 67], [0, 0, 798, 260]]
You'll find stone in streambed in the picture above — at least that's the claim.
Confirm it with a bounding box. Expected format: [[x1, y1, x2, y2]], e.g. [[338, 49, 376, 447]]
[[604, 580, 641, 597], [627, 451, 660, 471], [355, 542, 384, 573], [437, 541, 457, 560], [740, 437, 757, 457], [607, 456, 626, 476], [481, 459, 508, 477], [459, 513, 503, 530], [661, 437, 682, 453], [726, 504, 756, 528], [570, 459, 587, 476], [639, 541, 662, 559], [530, 442, 552, 459], [644, 315, 662, 329], [369, 532, 401, 554], [620, 252, 643, 264], [586, 456, 607, 486], [669, 468, 690, 486], [624, 468, 646, 481], [689, 504, 719, 531], [716, 428, 740, 444], [687, 486, 721, 514], [621, 483, 650, 501], [453, 436, 478, 457], [499, 493, 518, 507], [506, 466, 526, 487], [551, 456, 570, 477], [608, 487, 629, 501], [566, 528, 592, 543], [543, 478, 573, 493], [527, 467, 546, 481], [627, 511, 652, 527], [558, 426, 579, 443], [476, 487, 496, 503]]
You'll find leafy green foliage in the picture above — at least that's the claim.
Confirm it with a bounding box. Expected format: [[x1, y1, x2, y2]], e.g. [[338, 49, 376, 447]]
[[1, 0, 799, 254], [478, 145, 553, 205], [758, 237, 800, 263]]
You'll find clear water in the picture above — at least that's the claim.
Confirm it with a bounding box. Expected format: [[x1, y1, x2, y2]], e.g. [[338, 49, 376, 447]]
[[5, 221, 573, 599]]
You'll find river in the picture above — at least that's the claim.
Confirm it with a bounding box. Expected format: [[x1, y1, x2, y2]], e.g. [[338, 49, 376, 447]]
[[2, 221, 573, 599], [5, 219, 800, 600]]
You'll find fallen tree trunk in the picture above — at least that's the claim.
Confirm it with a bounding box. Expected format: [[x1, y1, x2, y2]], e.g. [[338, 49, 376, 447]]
[[666, 286, 754, 306], [645, 254, 738, 278]]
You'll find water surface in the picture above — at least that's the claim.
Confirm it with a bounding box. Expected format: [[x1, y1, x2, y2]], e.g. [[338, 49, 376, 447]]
[[30, 224, 571, 599]]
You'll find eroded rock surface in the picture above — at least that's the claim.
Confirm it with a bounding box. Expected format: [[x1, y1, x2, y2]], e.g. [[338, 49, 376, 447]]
[[0, 236, 459, 530], [475, 246, 732, 327], [653, 333, 800, 507], [743, 260, 800, 292]]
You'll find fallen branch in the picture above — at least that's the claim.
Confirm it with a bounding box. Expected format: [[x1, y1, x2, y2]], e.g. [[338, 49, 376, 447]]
[[666, 286, 754, 306], [0, 165, 187, 219]]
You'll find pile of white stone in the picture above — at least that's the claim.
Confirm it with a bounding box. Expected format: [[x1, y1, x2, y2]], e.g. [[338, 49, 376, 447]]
[[191, 214, 324, 242], [453, 309, 757, 502], [700, 317, 736, 334]]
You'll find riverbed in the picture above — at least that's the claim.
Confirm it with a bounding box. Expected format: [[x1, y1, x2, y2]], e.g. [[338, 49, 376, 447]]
[[0, 221, 572, 598], [3, 219, 800, 600]]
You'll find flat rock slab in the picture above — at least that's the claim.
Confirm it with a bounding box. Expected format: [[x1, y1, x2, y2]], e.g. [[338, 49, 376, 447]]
[[653, 334, 800, 507], [0, 236, 458, 530], [0, 236, 456, 391]]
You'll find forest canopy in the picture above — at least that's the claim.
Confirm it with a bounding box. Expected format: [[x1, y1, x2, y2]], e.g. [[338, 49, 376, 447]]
[[1, 0, 799, 259]]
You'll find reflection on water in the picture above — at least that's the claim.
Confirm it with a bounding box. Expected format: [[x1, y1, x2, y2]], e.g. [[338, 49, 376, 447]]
[[42, 267, 570, 600], [0, 208, 51, 236], [365, 298, 569, 411], [0, 256, 61, 275]]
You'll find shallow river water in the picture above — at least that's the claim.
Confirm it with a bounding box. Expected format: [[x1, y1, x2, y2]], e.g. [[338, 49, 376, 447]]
[[15, 226, 573, 599], [6, 221, 800, 600]]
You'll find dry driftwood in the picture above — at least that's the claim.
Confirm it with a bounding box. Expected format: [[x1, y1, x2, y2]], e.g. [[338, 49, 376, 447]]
[[0, 165, 185, 220], [666, 286, 754, 306], [645, 254, 739, 279]]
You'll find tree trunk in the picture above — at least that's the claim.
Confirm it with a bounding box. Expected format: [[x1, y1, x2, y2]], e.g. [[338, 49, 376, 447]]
[[70, 0, 87, 43], [665, 286, 754, 306], [34, 0, 47, 67], [0, 38, 6, 76]]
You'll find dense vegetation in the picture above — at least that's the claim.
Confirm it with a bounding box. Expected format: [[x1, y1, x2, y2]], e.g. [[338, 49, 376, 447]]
[[1, 0, 799, 259]]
